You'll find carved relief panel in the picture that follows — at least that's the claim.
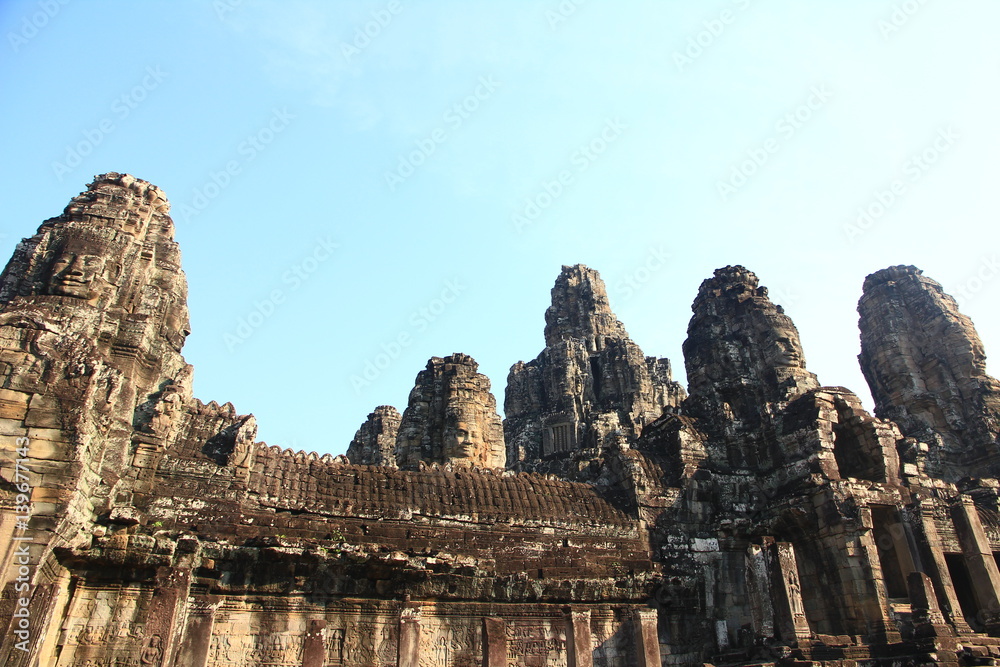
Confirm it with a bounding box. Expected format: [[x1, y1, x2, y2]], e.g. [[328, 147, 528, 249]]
[[504, 617, 568, 667], [55, 585, 156, 667]]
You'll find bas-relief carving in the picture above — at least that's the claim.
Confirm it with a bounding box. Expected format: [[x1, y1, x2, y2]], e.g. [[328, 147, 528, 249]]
[[504, 619, 568, 667], [338, 617, 396, 665], [418, 616, 482, 667], [202, 609, 400, 666], [56, 587, 154, 666], [206, 629, 304, 666]]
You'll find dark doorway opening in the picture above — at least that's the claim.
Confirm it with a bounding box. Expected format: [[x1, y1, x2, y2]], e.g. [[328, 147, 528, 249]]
[[945, 553, 981, 630], [871, 505, 910, 598]]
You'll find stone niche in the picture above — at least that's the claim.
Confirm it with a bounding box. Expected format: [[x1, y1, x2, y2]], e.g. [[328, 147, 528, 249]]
[[542, 416, 579, 457]]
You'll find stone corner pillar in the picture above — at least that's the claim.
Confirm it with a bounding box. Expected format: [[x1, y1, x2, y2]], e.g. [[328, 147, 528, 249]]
[[745, 540, 776, 642], [633, 608, 660, 667], [566, 608, 593, 667], [951, 497, 1000, 633], [482, 617, 506, 667], [855, 509, 902, 644], [170, 595, 220, 667], [302, 619, 327, 667], [914, 499, 974, 634], [398, 602, 422, 667], [770, 542, 812, 643], [148, 566, 192, 667], [908, 571, 955, 639]]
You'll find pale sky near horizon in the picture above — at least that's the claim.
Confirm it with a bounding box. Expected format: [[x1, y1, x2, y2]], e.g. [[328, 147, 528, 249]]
[[2, 1, 998, 455]]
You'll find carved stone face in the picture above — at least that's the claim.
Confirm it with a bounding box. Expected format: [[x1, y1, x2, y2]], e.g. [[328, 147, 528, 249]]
[[47, 251, 107, 299], [766, 335, 804, 368], [443, 419, 481, 464]]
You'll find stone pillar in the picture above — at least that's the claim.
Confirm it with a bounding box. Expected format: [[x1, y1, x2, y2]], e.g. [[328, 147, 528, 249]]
[[566, 609, 593, 667], [171, 596, 219, 667], [951, 497, 1000, 632], [908, 572, 955, 640], [632, 608, 660, 667], [398, 603, 421, 667], [745, 541, 776, 640], [144, 567, 192, 667], [914, 500, 973, 633], [0, 580, 59, 666], [482, 617, 506, 667], [771, 542, 812, 643], [33, 569, 73, 666], [854, 510, 902, 643], [302, 619, 327, 667]]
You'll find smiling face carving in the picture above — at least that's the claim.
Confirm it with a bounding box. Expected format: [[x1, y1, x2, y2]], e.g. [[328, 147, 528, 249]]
[[767, 335, 804, 368], [47, 251, 107, 300], [443, 418, 481, 463]]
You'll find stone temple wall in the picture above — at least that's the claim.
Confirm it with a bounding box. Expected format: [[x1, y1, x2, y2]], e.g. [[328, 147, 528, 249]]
[[2, 174, 1000, 666]]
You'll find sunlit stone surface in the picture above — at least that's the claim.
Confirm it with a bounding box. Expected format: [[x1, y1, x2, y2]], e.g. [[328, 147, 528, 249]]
[[3, 175, 1000, 666]]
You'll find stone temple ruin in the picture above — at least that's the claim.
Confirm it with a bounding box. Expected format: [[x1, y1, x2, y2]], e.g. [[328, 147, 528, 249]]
[[2, 174, 1000, 666]]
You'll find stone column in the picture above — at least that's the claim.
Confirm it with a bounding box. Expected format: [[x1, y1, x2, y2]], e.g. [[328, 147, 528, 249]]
[[771, 542, 812, 642], [745, 541, 775, 641], [33, 569, 73, 666], [144, 567, 192, 667], [482, 617, 506, 667], [914, 500, 973, 634], [632, 608, 660, 667], [301, 619, 327, 667], [566, 609, 593, 667], [170, 596, 219, 667], [951, 497, 1000, 633], [908, 572, 955, 641], [854, 510, 902, 643], [398, 603, 421, 667]]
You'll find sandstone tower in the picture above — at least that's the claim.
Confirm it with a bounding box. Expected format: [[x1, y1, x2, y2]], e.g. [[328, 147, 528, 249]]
[[505, 264, 684, 479], [859, 265, 1000, 480], [395, 353, 506, 470], [346, 405, 401, 466]]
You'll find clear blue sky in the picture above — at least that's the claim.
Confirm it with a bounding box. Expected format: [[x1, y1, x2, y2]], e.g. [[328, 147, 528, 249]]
[[2, 1, 998, 456]]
